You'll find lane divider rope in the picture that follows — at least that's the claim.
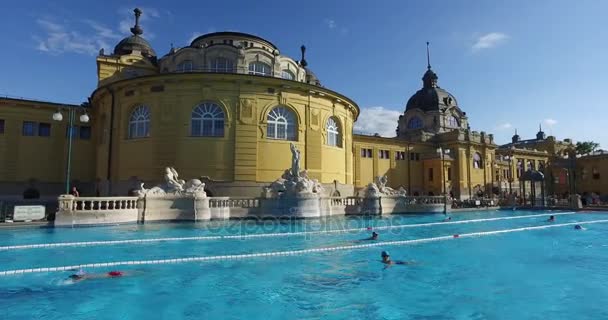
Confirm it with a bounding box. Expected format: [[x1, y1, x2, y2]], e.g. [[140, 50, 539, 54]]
[[0, 218, 603, 276], [0, 212, 577, 251]]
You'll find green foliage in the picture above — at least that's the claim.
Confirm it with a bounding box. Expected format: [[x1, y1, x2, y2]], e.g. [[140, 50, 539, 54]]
[[575, 141, 600, 155]]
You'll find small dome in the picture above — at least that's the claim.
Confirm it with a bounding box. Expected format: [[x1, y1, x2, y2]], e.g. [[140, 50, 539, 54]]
[[304, 67, 321, 86], [405, 86, 458, 112], [113, 8, 156, 58], [405, 67, 458, 112], [114, 35, 156, 57]]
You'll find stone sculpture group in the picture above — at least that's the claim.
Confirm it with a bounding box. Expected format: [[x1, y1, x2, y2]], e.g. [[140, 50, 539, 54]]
[[363, 175, 406, 198], [136, 167, 207, 197], [265, 143, 324, 198]]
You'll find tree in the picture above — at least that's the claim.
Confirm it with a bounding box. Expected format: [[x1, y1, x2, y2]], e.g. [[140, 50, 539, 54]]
[[575, 141, 600, 155]]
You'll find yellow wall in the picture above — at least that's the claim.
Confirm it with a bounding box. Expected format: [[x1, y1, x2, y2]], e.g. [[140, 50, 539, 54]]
[[91, 72, 359, 189], [0, 98, 95, 192]]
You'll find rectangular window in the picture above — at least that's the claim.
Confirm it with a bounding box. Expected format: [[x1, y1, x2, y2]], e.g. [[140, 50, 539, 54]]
[[0, 119, 4, 134], [366, 149, 372, 158], [22, 121, 36, 136], [361, 149, 366, 157], [447, 167, 452, 181], [429, 168, 434, 181], [80, 126, 91, 140], [379, 150, 389, 159], [361, 148, 373, 158], [38, 123, 51, 137], [415, 153, 420, 161], [410, 152, 415, 160], [395, 151, 406, 160]]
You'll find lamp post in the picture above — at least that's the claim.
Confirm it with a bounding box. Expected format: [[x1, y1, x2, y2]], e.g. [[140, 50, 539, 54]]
[[437, 147, 450, 214], [53, 106, 90, 194]]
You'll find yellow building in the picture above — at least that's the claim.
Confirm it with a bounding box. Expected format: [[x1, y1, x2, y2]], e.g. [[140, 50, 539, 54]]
[[2, 8, 607, 201]]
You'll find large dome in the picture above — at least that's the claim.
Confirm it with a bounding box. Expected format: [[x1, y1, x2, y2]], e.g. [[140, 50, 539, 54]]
[[405, 68, 458, 112]]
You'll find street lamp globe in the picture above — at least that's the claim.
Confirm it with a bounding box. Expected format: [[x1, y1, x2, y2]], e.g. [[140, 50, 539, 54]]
[[80, 113, 90, 123], [52, 111, 63, 121]]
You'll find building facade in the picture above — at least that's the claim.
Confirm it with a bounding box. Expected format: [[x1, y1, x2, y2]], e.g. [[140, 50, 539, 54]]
[[0, 8, 605, 200]]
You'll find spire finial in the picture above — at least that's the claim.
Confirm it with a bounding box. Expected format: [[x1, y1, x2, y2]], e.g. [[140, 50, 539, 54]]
[[130, 8, 143, 36], [539, 123, 542, 132], [426, 41, 431, 70], [300, 45, 308, 67], [515, 128, 518, 135]]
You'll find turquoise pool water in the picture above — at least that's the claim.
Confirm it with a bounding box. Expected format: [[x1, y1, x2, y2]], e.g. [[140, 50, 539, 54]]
[[1, 210, 607, 319]]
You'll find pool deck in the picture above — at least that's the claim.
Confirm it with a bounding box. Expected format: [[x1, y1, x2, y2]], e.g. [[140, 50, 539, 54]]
[[0, 221, 51, 229]]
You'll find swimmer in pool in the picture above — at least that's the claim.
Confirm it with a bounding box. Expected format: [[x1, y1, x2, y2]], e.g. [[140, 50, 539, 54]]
[[443, 216, 452, 222], [380, 251, 414, 267], [364, 232, 379, 241], [67, 269, 125, 283], [547, 215, 555, 222], [574, 224, 585, 230]]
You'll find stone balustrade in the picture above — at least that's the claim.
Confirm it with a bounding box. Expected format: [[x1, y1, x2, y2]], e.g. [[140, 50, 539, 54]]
[[209, 197, 260, 208]]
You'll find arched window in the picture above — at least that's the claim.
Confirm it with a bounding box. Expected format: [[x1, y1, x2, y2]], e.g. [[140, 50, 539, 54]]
[[407, 116, 423, 129], [448, 115, 459, 128], [177, 60, 193, 72], [267, 106, 296, 140], [248, 62, 271, 76], [128, 105, 150, 139], [473, 152, 483, 169], [210, 57, 234, 73], [281, 70, 295, 80], [326, 117, 341, 147], [191, 103, 225, 137]]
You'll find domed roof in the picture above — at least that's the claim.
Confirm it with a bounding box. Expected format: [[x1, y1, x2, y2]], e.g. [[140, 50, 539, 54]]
[[114, 35, 156, 57], [405, 68, 458, 112], [113, 8, 156, 58]]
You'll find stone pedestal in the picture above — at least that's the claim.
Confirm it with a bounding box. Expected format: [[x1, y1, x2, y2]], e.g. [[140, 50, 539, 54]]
[[261, 193, 321, 218], [361, 197, 382, 215]]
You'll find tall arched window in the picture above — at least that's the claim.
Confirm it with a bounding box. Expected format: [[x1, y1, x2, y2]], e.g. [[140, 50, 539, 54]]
[[267, 106, 296, 140], [407, 116, 423, 129], [326, 117, 341, 147], [128, 105, 150, 139], [210, 57, 234, 73], [191, 103, 225, 137], [177, 60, 193, 72], [248, 62, 271, 76], [473, 152, 483, 169], [448, 115, 459, 128], [281, 70, 295, 80]]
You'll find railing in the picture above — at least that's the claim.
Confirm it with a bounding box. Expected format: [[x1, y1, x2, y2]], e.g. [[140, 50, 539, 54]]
[[58, 196, 139, 212], [208, 197, 260, 209], [394, 196, 446, 205], [328, 197, 361, 206]]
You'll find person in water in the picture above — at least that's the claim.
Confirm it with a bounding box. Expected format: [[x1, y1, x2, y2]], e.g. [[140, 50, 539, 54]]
[[380, 251, 413, 266], [443, 216, 452, 222], [547, 215, 555, 222], [366, 232, 379, 240], [574, 224, 585, 230], [68, 269, 125, 282]]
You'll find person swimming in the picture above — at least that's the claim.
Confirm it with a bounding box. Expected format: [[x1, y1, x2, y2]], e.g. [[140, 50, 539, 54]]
[[574, 224, 585, 230], [380, 251, 413, 266], [366, 232, 379, 240], [67, 270, 125, 283], [443, 216, 452, 222], [547, 215, 555, 222]]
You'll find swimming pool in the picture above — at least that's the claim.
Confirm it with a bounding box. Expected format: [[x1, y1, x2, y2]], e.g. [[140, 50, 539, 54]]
[[1, 210, 607, 319]]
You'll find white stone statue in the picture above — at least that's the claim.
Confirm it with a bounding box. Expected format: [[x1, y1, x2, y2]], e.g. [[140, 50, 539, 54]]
[[290, 143, 301, 178], [136, 168, 207, 197], [364, 182, 381, 198]]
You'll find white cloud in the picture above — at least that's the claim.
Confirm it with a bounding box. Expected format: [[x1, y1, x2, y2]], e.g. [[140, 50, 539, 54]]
[[324, 18, 336, 29], [34, 18, 98, 55], [353, 106, 401, 137], [496, 122, 512, 130], [543, 118, 558, 126], [472, 32, 509, 52]]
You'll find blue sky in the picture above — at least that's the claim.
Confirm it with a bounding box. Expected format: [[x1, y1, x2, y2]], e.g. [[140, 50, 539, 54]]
[[1, 0, 606, 146]]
